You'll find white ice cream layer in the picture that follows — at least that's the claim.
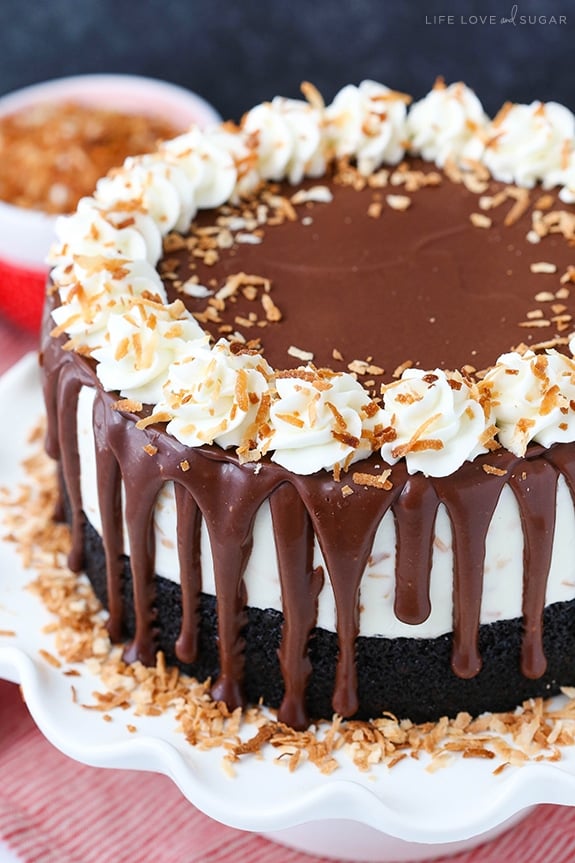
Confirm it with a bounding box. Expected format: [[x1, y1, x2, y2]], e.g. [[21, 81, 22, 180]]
[[77, 386, 575, 638]]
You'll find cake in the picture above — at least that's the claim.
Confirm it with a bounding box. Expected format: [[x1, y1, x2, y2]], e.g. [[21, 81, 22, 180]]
[[41, 79, 575, 731]]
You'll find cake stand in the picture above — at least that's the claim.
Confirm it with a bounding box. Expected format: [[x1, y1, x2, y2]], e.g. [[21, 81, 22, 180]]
[[1, 354, 575, 863]]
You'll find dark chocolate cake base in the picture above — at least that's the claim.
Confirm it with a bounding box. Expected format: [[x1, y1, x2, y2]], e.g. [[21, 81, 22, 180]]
[[82, 515, 575, 724]]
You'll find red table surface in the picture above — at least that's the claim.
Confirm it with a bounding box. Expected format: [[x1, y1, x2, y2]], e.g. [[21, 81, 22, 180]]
[[2, 315, 575, 863]]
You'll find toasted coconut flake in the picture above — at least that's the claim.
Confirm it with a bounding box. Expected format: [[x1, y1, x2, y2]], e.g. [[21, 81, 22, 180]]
[[529, 336, 571, 352], [291, 185, 333, 205], [540, 384, 561, 416], [287, 345, 314, 361], [112, 398, 143, 413], [367, 200, 383, 219], [470, 212, 492, 229], [535, 194, 554, 211], [392, 360, 413, 379], [386, 194, 411, 211], [530, 262, 558, 275], [479, 191, 508, 211], [300, 80, 325, 110], [275, 412, 305, 429], [234, 315, 255, 329], [236, 232, 262, 245], [347, 359, 385, 376], [352, 470, 393, 491], [482, 464, 507, 477], [462, 173, 488, 195], [504, 187, 530, 226], [135, 411, 173, 430], [367, 169, 389, 189], [216, 275, 241, 301], [348, 360, 370, 375], [261, 293, 282, 322], [179, 279, 212, 299], [443, 157, 463, 184], [518, 319, 551, 328], [39, 648, 62, 668]]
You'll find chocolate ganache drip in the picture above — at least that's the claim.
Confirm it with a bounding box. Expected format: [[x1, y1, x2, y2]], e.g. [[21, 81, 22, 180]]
[[269, 483, 324, 729], [42, 338, 571, 728], [173, 483, 203, 666]]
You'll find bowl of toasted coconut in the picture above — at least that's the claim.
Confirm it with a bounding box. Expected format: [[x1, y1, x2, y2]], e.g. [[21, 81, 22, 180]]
[[0, 74, 221, 332]]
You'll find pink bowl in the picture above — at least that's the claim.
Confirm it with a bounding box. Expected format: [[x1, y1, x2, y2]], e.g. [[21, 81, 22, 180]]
[[0, 74, 222, 333]]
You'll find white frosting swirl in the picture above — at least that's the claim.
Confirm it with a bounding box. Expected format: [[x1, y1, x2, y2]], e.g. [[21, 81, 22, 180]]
[[51, 197, 163, 267], [325, 80, 408, 175], [264, 368, 387, 475], [50, 257, 166, 349], [91, 299, 207, 404], [407, 80, 488, 167], [482, 350, 575, 456], [242, 97, 326, 184], [482, 101, 575, 189], [204, 128, 261, 200], [380, 369, 490, 477], [160, 127, 238, 209], [156, 340, 273, 449], [95, 155, 196, 234]]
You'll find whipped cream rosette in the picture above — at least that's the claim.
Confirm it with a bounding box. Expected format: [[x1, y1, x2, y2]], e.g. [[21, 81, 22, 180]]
[[50, 256, 166, 350], [160, 127, 239, 210], [95, 155, 198, 235], [91, 299, 207, 404], [325, 80, 409, 175], [242, 95, 327, 184], [52, 197, 164, 266], [263, 366, 387, 475], [155, 339, 273, 450], [202, 127, 261, 201], [407, 78, 489, 167], [483, 100, 575, 189], [380, 369, 492, 477], [482, 349, 575, 456]]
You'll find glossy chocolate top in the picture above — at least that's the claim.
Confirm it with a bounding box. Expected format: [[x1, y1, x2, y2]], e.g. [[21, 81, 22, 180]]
[[163, 163, 575, 386]]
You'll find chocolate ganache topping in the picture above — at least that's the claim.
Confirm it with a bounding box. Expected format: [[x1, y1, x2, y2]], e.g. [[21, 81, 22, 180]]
[[42, 80, 575, 727], [164, 166, 575, 381]]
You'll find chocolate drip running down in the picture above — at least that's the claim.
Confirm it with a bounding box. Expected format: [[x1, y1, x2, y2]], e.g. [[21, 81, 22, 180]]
[[41, 331, 575, 729]]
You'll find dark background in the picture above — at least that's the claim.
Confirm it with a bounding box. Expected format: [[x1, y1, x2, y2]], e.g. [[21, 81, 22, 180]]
[[0, 0, 573, 119]]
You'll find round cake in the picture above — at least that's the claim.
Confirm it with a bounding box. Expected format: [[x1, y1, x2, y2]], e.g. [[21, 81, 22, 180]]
[[42, 79, 575, 730]]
